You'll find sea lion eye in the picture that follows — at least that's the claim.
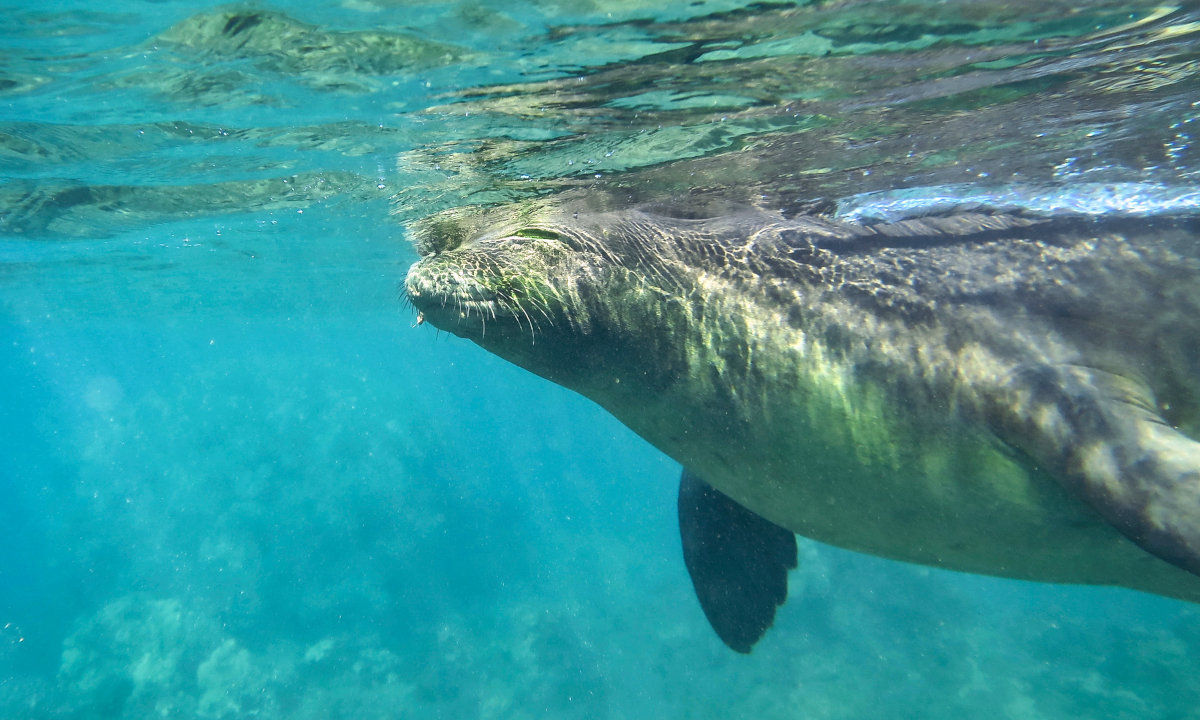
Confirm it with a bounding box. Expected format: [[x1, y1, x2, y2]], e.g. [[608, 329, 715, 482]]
[[416, 217, 468, 255], [513, 228, 563, 241]]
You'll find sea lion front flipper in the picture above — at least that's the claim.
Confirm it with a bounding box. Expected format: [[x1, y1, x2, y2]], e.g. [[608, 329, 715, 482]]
[[996, 364, 1200, 576], [677, 469, 798, 653]]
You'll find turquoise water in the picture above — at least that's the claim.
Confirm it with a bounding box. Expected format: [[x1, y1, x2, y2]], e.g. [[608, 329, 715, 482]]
[[2, 1, 1199, 717]]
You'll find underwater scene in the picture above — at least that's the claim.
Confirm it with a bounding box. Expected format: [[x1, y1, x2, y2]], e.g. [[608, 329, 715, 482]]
[[2, 0, 1199, 717]]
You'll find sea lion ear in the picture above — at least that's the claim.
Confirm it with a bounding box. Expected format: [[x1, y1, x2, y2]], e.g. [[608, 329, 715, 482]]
[[995, 364, 1200, 576], [677, 470, 797, 653]]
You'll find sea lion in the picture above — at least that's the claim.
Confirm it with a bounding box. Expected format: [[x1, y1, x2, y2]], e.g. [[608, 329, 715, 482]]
[[404, 202, 1200, 652]]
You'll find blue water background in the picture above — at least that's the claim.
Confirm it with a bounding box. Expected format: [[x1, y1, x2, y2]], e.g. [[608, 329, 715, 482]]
[[2, 0, 1199, 717]]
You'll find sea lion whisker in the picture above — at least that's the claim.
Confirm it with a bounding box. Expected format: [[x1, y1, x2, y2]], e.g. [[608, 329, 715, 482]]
[[520, 305, 538, 344], [529, 299, 552, 324]]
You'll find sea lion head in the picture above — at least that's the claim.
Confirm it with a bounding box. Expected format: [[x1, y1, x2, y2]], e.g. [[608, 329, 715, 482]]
[[403, 204, 707, 395]]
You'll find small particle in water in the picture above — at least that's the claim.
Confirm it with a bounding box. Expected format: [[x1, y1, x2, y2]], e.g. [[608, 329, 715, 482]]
[[378, 183, 386, 189], [83, 376, 124, 413], [415, 312, 425, 326]]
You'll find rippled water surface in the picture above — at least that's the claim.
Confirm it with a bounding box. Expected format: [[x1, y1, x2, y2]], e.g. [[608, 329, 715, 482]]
[[2, 1, 1199, 718]]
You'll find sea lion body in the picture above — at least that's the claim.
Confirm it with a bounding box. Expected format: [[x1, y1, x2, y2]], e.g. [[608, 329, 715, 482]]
[[405, 204, 1200, 644]]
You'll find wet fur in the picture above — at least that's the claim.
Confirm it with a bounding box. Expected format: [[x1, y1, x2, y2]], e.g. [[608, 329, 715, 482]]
[[406, 206, 1200, 601]]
